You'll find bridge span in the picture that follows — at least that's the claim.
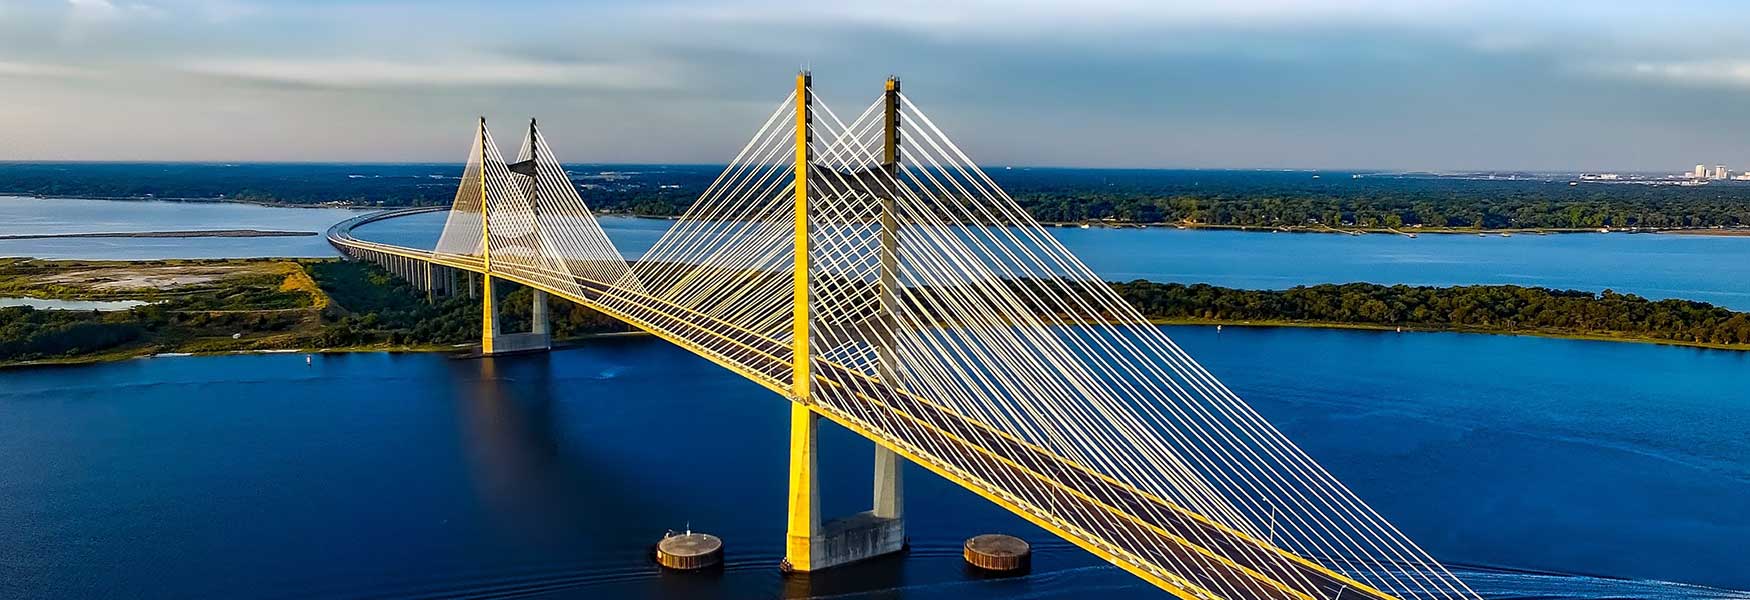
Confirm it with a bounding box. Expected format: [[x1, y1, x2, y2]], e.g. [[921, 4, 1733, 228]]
[[326, 73, 1479, 600]]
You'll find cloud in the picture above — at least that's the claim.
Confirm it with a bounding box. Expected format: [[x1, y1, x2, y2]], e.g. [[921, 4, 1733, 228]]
[[664, 0, 1481, 32], [0, 60, 100, 79], [65, 0, 163, 21], [179, 57, 682, 91], [66, 0, 119, 19], [1591, 60, 1750, 90]]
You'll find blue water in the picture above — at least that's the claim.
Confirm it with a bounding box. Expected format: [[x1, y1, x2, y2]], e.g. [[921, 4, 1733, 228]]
[[4, 195, 1748, 597], [1, 328, 1745, 599], [4, 196, 1750, 310], [351, 211, 1750, 311], [0, 196, 364, 259]]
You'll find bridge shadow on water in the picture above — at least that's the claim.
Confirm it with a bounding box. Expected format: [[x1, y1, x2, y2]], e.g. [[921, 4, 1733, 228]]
[[416, 346, 1050, 599], [444, 353, 696, 547]]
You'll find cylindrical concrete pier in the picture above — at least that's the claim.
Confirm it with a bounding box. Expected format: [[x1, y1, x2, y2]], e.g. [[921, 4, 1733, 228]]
[[963, 534, 1030, 573], [656, 532, 723, 570]]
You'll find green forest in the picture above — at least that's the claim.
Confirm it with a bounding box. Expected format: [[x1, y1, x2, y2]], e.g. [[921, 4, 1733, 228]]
[[301, 261, 627, 349], [6, 163, 1750, 230], [1113, 281, 1750, 347], [7, 257, 1750, 365]]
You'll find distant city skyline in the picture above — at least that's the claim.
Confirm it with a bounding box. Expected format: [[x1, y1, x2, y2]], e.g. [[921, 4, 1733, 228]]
[[3, 0, 1750, 171]]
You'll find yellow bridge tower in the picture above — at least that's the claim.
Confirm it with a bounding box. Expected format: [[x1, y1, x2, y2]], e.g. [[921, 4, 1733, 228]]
[[782, 72, 910, 574]]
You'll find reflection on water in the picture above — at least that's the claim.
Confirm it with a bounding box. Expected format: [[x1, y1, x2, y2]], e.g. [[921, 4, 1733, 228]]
[[450, 355, 671, 546], [779, 559, 913, 599]]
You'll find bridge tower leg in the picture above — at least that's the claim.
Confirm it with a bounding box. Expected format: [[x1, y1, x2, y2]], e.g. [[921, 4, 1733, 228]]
[[872, 75, 906, 527], [784, 69, 821, 573], [782, 72, 906, 575], [478, 116, 499, 357], [477, 118, 554, 357], [481, 273, 499, 355]]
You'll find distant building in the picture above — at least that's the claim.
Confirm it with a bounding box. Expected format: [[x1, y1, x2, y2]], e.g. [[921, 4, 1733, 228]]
[[1695, 164, 1708, 178], [1714, 165, 1729, 180]]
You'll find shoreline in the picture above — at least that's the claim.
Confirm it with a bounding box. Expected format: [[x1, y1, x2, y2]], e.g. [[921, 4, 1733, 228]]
[[0, 330, 652, 369], [1146, 317, 1750, 352], [0, 229, 317, 240], [5, 318, 1738, 370], [1044, 221, 1750, 237], [10, 194, 1747, 237]]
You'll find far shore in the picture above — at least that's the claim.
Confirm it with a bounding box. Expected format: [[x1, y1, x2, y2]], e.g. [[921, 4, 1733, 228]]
[[0, 330, 653, 369], [6, 313, 1740, 370], [0, 229, 317, 241], [10, 194, 1748, 238], [1045, 221, 1750, 237], [1146, 317, 1750, 352]]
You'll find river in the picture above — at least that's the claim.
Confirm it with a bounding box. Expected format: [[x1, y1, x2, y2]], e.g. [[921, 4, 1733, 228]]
[[4, 196, 1750, 309], [2, 197, 1748, 598], [0, 328, 1744, 598], [366, 207, 1750, 311], [0, 196, 364, 260]]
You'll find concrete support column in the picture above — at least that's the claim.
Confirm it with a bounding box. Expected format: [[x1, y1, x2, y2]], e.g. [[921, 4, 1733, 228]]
[[468, 271, 479, 299], [531, 289, 550, 336], [873, 446, 903, 519]]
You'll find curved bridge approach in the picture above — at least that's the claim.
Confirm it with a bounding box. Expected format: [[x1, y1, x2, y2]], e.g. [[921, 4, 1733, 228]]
[[327, 74, 1479, 600]]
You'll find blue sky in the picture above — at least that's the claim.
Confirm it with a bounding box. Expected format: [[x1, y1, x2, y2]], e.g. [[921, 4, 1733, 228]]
[[2, 0, 1748, 170]]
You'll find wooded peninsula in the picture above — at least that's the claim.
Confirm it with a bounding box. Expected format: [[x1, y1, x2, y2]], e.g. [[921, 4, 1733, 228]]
[[4, 258, 1746, 366]]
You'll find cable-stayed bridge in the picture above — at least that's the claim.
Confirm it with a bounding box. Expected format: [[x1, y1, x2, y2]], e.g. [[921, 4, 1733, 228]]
[[327, 73, 1479, 600]]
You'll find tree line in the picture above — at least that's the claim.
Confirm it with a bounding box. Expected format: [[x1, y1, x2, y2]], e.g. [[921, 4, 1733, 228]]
[[1112, 281, 1750, 346], [7, 163, 1750, 229]]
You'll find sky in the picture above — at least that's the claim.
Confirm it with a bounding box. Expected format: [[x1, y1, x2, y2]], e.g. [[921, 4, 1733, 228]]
[[2, 0, 1749, 170]]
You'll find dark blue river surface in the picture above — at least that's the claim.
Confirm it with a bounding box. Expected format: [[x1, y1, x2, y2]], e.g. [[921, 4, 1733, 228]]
[[2, 327, 1745, 599]]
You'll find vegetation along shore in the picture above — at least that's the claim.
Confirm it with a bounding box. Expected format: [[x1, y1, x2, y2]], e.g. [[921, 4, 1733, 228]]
[[4, 257, 1747, 367], [5, 163, 1749, 232], [0, 258, 627, 367], [1114, 281, 1750, 350]]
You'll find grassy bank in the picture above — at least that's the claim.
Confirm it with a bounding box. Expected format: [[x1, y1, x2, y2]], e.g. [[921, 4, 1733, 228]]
[[6, 258, 1745, 367], [0, 258, 626, 367]]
